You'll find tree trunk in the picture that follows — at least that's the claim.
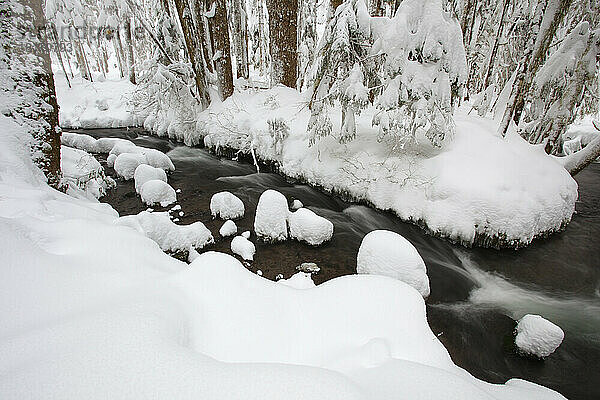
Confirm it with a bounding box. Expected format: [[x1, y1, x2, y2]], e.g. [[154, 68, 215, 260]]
[[330, 0, 343, 16], [562, 135, 600, 176], [74, 37, 91, 80], [50, 24, 71, 88], [266, 0, 298, 88], [231, 0, 249, 79], [1, 0, 61, 188], [173, 0, 210, 108], [114, 29, 126, 78], [206, 0, 234, 98], [124, 17, 136, 84], [482, 0, 510, 90]]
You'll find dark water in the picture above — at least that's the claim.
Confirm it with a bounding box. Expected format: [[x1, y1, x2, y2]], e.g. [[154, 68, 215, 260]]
[[73, 128, 600, 400]]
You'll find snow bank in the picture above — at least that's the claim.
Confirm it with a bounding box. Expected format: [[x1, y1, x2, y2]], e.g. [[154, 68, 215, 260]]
[[210, 191, 245, 219], [231, 235, 256, 261], [515, 314, 564, 358], [134, 164, 168, 193], [139, 180, 177, 207], [219, 219, 237, 237], [278, 272, 316, 289], [61, 146, 115, 200], [289, 207, 334, 245], [254, 189, 289, 242], [116, 211, 213, 252], [357, 230, 430, 298]]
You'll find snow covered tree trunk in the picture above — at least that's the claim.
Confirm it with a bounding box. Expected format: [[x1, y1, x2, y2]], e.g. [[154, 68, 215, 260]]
[[482, 0, 510, 90], [74, 38, 91, 80], [207, 0, 234, 99], [124, 17, 136, 84], [50, 24, 71, 88], [0, 0, 61, 188], [231, 0, 249, 79], [562, 135, 600, 176], [114, 29, 126, 78], [266, 0, 298, 88]]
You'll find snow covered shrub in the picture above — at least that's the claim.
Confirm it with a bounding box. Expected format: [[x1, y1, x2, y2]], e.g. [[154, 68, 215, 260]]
[[308, 0, 467, 149], [267, 118, 289, 154]]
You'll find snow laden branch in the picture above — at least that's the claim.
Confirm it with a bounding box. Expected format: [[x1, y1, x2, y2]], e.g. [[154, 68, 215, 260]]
[[307, 0, 467, 150]]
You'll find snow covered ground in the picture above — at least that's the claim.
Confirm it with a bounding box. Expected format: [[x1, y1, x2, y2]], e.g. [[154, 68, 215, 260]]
[[0, 112, 568, 399]]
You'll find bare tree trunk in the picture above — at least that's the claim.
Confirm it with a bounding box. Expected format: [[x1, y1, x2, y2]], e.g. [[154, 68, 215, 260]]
[[50, 24, 71, 88], [192, 0, 214, 73], [206, 0, 234, 98], [369, 0, 385, 16], [1, 0, 61, 188], [124, 17, 136, 84], [231, 0, 249, 79], [266, 0, 298, 88], [74, 37, 91, 80]]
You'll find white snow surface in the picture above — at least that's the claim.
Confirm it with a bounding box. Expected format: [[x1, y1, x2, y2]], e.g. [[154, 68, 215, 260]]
[[278, 272, 316, 289], [0, 112, 568, 400], [116, 211, 213, 253], [515, 314, 565, 358], [289, 207, 334, 245], [114, 152, 147, 180], [230, 235, 256, 261], [61, 145, 114, 200], [291, 199, 304, 210], [219, 220, 238, 237], [139, 180, 177, 207], [254, 189, 289, 242], [210, 191, 245, 219], [357, 230, 430, 298], [134, 164, 168, 193]]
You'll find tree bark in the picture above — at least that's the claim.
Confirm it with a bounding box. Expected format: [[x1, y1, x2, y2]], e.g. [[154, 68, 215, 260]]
[[231, 0, 249, 79], [207, 0, 234, 99], [266, 0, 298, 88], [123, 17, 136, 84], [1, 0, 61, 188]]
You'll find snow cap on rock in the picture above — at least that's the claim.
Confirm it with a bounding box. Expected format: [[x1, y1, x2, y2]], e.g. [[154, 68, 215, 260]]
[[134, 164, 168, 193], [210, 191, 245, 220], [254, 189, 289, 242], [515, 314, 564, 358], [231, 235, 256, 261], [219, 220, 238, 237], [289, 208, 333, 246], [139, 180, 177, 207]]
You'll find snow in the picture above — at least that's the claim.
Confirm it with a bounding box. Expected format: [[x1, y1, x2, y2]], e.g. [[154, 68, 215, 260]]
[[61, 145, 115, 200], [289, 207, 334, 245], [134, 164, 168, 193], [357, 230, 430, 298], [113, 152, 147, 180], [278, 272, 316, 289], [61, 131, 98, 153], [210, 191, 245, 219], [291, 199, 303, 210], [515, 314, 565, 358], [254, 189, 289, 242], [116, 211, 214, 253], [230, 235, 256, 261], [139, 180, 177, 207], [219, 219, 238, 237], [241, 231, 251, 239]]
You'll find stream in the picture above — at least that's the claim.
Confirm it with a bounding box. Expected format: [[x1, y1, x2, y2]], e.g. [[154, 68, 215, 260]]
[[72, 128, 600, 400]]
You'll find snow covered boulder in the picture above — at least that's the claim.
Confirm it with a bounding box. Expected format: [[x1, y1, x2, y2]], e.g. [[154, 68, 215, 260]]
[[109, 141, 138, 157], [61, 146, 114, 199], [142, 148, 175, 171], [139, 180, 177, 207], [134, 164, 168, 193], [113, 153, 146, 180], [107, 153, 117, 168], [515, 314, 564, 358], [231, 235, 256, 261], [61, 132, 98, 153], [95, 137, 135, 153], [357, 230, 430, 298], [291, 199, 303, 211], [219, 220, 237, 237], [277, 272, 315, 289], [289, 208, 334, 246], [254, 189, 289, 242], [210, 191, 245, 220]]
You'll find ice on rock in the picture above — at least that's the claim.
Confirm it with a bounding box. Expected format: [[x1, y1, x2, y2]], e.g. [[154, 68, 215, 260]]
[[278, 272, 316, 289], [289, 208, 334, 246], [231, 235, 256, 261], [219, 220, 237, 237], [61, 131, 98, 153], [113, 153, 146, 180], [291, 199, 303, 211], [515, 314, 564, 358], [116, 211, 214, 252], [210, 191, 245, 220], [134, 164, 168, 193], [139, 180, 177, 207], [254, 189, 289, 242], [357, 230, 430, 298]]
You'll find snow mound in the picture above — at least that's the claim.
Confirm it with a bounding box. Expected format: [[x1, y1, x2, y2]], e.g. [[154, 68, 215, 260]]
[[61, 131, 98, 153], [116, 211, 214, 252], [139, 180, 177, 207], [291, 199, 303, 210], [134, 164, 168, 193], [241, 231, 251, 239], [254, 189, 289, 242], [289, 207, 334, 245], [61, 146, 115, 200], [231, 235, 256, 261], [219, 220, 237, 237], [113, 153, 147, 180], [515, 314, 564, 358], [107, 153, 117, 167], [143, 148, 175, 171], [95, 137, 135, 153], [210, 191, 245, 220], [278, 272, 315, 289], [357, 230, 430, 298]]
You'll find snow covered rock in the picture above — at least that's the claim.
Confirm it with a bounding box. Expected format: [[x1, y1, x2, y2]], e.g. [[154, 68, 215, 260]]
[[116, 211, 214, 252], [142, 148, 175, 171], [219, 220, 237, 237], [241, 231, 251, 239], [113, 153, 146, 180], [254, 189, 289, 242], [95, 137, 135, 153], [289, 208, 334, 246], [278, 272, 315, 289], [210, 191, 245, 220], [291, 199, 303, 210], [61, 131, 98, 153], [357, 230, 430, 298], [515, 314, 564, 358], [297, 262, 320, 274], [231, 235, 256, 261], [109, 141, 138, 157], [134, 164, 168, 193], [107, 153, 117, 167], [139, 180, 177, 207]]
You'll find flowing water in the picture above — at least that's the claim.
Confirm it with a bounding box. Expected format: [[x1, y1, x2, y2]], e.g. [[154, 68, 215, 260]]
[[74, 128, 600, 400]]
